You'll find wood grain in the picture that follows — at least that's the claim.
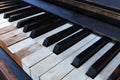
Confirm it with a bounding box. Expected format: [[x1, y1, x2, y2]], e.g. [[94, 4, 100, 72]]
[[61, 0, 120, 21], [0, 59, 17, 80]]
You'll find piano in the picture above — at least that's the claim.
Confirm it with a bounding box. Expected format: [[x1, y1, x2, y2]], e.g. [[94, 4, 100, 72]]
[[0, 0, 120, 80]]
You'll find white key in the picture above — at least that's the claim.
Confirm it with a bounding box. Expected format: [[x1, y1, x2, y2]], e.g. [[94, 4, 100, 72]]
[[30, 34, 98, 80], [87, 50, 120, 80], [34, 23, 73, 44], [63, 42, 114, 80], [0, 18, 8, 24], [8, 38, 36, 53], [0, 21, 11, 28], [0, 25, 16, 35], [0, 13, 4, 19], [22, 46, 52, 75], [62, 69, 88, 80], [40, 36, 101, 80], [0, 28, 24, 40]]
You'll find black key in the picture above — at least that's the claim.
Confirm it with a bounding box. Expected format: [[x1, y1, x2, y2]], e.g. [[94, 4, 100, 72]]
[[1, 0, 16, 1], [0, 0, 17, 4], [4, 6, 35, 18], [107, 64, 120, 80], [23, 14, 56, 32], [9, 8, 42, 22], [0, 0, 15, 2], [17, 13, 52, 28], [86, 42, 120, 78], [43, 25, 82, 47], [53, 29, 91, 55], [71, 37, 110, 68], [0, 1, 22, 8], [0, 3, 29, 13], [30, 19, 66, 38]]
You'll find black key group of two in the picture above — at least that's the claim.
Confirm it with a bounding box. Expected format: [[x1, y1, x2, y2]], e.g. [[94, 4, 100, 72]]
[[72, 36, 120, 79]]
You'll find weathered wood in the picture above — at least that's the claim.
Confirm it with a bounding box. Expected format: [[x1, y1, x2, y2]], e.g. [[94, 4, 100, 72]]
[[0, 39, 22, 67], [0, 59, 17, 80], [60, 0, 120, 21], [0, 47, 32, 80]]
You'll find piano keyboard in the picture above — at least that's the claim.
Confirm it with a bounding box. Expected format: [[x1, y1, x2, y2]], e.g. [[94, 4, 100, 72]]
[[0, 0, 120, 80]]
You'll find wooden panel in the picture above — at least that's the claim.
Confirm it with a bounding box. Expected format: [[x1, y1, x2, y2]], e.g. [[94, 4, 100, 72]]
[[0, 59, 17, 80], [0, 40, 22, 67], [0, 47, 32, 80]]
